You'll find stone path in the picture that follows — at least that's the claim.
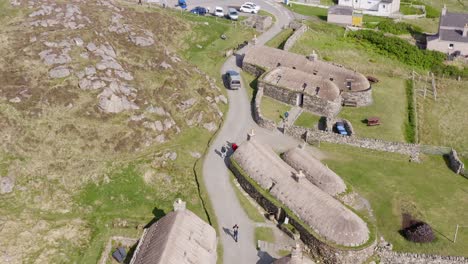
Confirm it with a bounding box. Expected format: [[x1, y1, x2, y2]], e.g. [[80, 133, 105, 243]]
[[285, 106, 303, 126]]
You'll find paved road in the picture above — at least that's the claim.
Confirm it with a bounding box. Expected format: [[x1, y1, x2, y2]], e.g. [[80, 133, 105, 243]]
[[195, 1, 300, 263]]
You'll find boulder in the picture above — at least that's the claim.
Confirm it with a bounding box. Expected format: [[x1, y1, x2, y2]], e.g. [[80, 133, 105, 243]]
[[49, 66, 70, 79], [0, 177, 14, 194]]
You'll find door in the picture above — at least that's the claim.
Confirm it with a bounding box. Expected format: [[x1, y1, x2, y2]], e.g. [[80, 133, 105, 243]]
[[296, 93, 304, 107]]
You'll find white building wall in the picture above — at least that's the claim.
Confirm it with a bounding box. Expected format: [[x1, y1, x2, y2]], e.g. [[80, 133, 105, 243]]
[[339, 0, 400, 15], [427, 38, 468, 56]]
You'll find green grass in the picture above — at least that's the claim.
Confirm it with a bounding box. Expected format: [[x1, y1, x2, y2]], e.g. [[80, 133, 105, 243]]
[[291, 21, 409, 142], [321, 142, 468, 256], [400, 4, 425, 15], [260, 96, 291, 123], [241, 71, 258, 102], [320, 0, 337, 6], [258, 10, 276, 23], [287, 3, 328, 20], [266, 28, 294, 49], [294, 111, 321, 128], [230, 173, 265, 223], [254, 227, 275, 244], [277, 249, 291, 257]]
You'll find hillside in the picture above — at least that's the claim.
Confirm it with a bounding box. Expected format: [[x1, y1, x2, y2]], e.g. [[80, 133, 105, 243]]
[[0, 0, 236, 262]]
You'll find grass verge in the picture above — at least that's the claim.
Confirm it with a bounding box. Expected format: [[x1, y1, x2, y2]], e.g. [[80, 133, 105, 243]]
[[294, 111, 321, 128], [230, 173, 265, 223], [266, 28, 294, 49], [255, 227, 275, 246], [260, 96, 291, 123]]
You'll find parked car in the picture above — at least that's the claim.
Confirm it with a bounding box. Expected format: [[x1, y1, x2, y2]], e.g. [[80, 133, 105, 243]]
[[214, 6, 224, 17], [239, 4, 258, 14], [228, 8, 239, 20], [335, 122, 348, 136], [243, 2, 260, 11], [190, 6, 207, 15], [226, 70, 241, 90], [178, 0, 187, 9]]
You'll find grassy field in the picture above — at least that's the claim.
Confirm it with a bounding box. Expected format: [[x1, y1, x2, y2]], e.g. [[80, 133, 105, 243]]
[[254, 227, 275, 245], [266, 28, 294, 49], [320, 142, 468, 257], [291, 21, 410, 142], [261, 96, 291, 123], [287, 3, 328, 20], [294, 111, 321, 128], [417, 77, 468, 156]]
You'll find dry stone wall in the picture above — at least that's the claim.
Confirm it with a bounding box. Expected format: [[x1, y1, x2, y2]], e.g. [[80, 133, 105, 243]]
[[253, 85, 277, 130], [261, 81, 342, 117], [378, 248, 468, 264], [229, 161, 376, 264], [341, 87, 373, 106], [448, 149, 466, 177], [283, 24, 308, 51]]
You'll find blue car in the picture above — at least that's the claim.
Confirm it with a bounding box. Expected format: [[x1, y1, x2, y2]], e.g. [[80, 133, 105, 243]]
[[190, 6, 207, 15], [336, 122, 348, 136]]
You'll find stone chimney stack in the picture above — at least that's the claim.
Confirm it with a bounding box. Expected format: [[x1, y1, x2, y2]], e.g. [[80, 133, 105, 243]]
[[173, 198, 186, 211], [293, 170, 305, 182], [441, 4, 447, 16], [463, 24, 468, 37], [290, 243, 303, 264], [308, 50, 318, 61]]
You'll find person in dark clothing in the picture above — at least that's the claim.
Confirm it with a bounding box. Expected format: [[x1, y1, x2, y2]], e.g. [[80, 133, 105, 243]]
[[138, 0, 142, 5], [221, 145, 227, 158], [233, 224, 239, 242]]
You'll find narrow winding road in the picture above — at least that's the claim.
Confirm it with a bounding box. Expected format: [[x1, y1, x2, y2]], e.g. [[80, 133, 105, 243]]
[[199, 1, 301, 263]]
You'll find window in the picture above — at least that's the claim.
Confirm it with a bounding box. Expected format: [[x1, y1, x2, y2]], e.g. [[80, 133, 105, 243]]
[[347, 81, 352, 90], [382, 4, 385, 8], [449, 43, 454, 49]]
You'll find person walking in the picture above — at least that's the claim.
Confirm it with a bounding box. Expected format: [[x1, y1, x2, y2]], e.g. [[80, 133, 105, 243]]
[[233, 224, 239, 242], [221, 145, 227, 159], [138, 0, 142, 5]]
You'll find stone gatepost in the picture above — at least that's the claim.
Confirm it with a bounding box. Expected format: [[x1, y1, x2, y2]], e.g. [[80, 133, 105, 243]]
[[291, 243, 303, 263], [173, 198, 186, 211], [247, 128, 255, 141]]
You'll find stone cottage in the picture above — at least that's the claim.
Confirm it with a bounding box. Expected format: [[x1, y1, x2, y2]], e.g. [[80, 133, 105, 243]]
[[327, 5, 363, 27], [338, 0, 400, 17], [243, 46, 372, 111], [259, 67, 342, 116], [427, 6, 468, 56], [130, 199, 217, 264], [231, 138, 370, 247]]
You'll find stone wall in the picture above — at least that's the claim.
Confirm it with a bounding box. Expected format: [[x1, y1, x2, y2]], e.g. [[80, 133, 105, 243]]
[[253, 85, 277, 130], [283, 24, 308, 51], [341, 87, 373, 106], [260, 81, 342, 117], [243, 62, 265, 77], [447, 149, 466, 177], [378, 248, 468, 264], [229, 160, 376, 264]]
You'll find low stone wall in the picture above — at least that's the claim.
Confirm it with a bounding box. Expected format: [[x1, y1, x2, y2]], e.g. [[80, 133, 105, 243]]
[[378, 248, 468, 264], [341, 87, 373, 107], [283, 24, 308, 51], [253, 85, 277, 130], [229, 160, 376, 264], [243, 62, 265, 77], [261, 81, 342, 117], [285, 126, 419, 159], [448, 149, 466, 177]]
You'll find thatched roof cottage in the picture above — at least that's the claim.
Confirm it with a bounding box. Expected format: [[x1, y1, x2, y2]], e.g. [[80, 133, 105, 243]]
[[243, 46, 372, 107], [231, 139, 369, 246], [130, 199, 217, 264], [282, 146, 347, 196]]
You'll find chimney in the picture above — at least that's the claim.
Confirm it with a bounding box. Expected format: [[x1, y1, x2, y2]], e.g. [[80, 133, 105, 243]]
[[441, 5, 447, 16], [308, 50, 318, 61], [293, 170, 305, 182], [463, 24, 468, 37], [290, 243, 303, 264], [247, 128, 255, 140], [173, 198, 186, 211]]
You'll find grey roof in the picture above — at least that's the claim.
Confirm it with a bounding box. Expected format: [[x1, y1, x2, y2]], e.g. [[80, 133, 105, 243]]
[[328, 5, 353, 16], [282, 146, 347, 196], [440, 12, 468, 28], [130, 210, 217, 264], [243, 46, 370, 92], [380, 0, 394, 3], [232, 139, 370, 246], [439, 28, 468, 43]]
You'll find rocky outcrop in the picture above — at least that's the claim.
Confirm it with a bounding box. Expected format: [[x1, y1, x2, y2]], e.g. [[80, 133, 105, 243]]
[[447, 149, 466, 177]]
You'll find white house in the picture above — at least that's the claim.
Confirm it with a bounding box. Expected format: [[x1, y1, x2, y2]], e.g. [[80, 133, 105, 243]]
[[338, 0, 400, 16], [427, 6, 468, 56]]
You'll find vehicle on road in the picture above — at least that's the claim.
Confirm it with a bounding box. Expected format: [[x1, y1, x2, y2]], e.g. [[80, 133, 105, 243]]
[[190, 6, 207, 15], [335, 122, 348, 136], [178, 0, 187, 9], [226, 70, 241, 90], [243, 2, 261, 11], [239, 4, 258, 14], [214, 6, 224, 17], [228, 8, 239, 20]]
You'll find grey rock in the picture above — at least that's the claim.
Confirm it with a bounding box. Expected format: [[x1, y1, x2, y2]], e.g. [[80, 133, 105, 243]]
[[9, 97, 21, 103], [115, 70, 133, 81], [74, 37, 84, 46], [179, 98, 197, 111], [155, 134, 165, 143], [154, 121, 163, 131], [0, 177, 14, 194], [190, 151, 202, 159], [75, 71, 85, 79], [217, 95, 228, 104], [163, 118, 173, 130], [146, 106, 166, 116], [160, 61, 172, 69], [129, 35, 154, 47], [92, 80, 106, 90], [49, 66, 70, 79], [80, 52, 89, 59], [86, 42, 97, 52], [168, 152, 177, 161], [203, 122, 217, 132], [85, 66, 96, 76], [79, 78, 92, 90], [196, 44, 203, 49]]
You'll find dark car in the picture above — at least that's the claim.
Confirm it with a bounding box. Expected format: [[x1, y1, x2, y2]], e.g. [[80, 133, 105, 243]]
[[190, 6, 207, 15]]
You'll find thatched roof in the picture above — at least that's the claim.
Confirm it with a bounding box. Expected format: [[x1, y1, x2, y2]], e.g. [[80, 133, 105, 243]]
[[232, 139, 369, 246], [130, 209, 217, 264], [282, 147, 346, 196], [262, 67, 340, 101], [243, 46, 370, 92]]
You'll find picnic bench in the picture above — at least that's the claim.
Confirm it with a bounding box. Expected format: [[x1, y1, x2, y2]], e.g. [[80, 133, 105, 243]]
[[343, 100, 357, 107], [367, 117, 381, 126]]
